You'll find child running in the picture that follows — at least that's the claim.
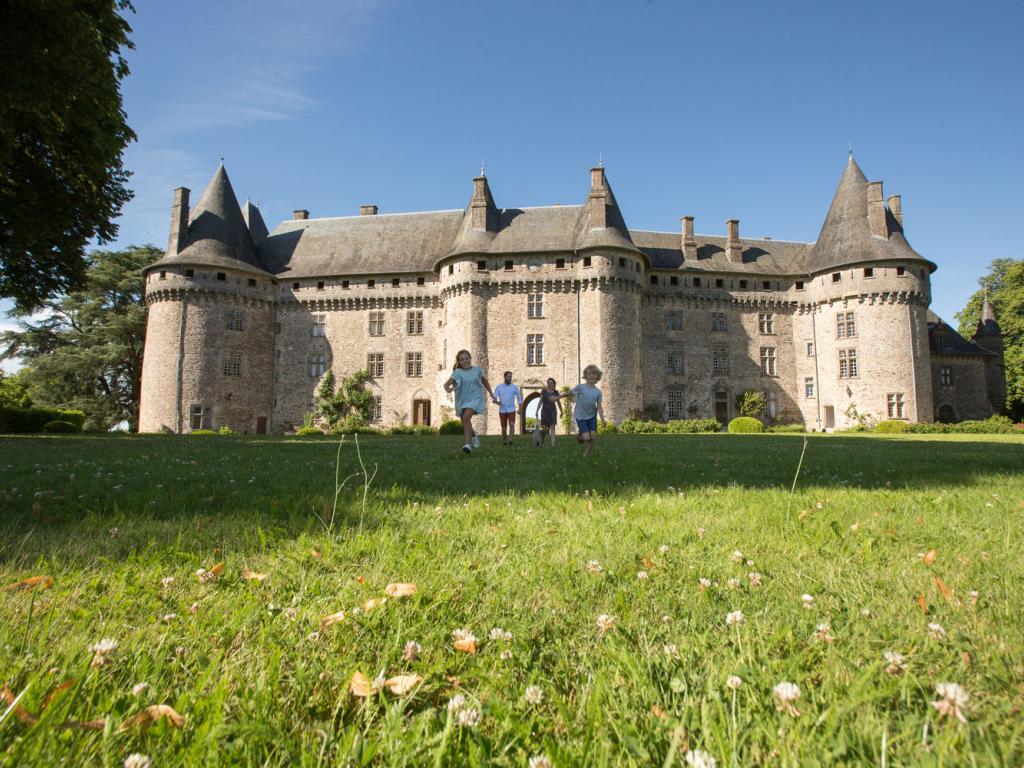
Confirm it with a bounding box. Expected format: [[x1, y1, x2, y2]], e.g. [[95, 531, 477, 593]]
[[558, 364, 606, 456], [493, 371, 524, 446], [537, 377, 563, 448], [443, 349, 499, 454]]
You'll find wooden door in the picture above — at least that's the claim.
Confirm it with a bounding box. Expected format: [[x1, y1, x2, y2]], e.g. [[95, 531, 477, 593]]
[[412, 400, 431, 426], [256, 416, 267, 434]]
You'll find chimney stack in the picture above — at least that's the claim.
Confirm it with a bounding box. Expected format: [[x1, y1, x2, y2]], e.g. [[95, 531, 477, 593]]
[[360, 204, 378, 216], [866, 181, 888, 238], [887, 194, 902, 228], [293, 209, 309, 221], [167, 187, 190, 255], [587, 167, 608, 228], [725, 219, 742, 263], [681, 216, 697, 260]]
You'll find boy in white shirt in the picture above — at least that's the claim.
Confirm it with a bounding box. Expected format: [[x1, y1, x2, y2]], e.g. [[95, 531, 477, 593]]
[[493, 371, 524, 446]]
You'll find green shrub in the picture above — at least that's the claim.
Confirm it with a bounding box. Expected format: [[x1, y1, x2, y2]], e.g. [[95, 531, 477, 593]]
[[736, 390, 767, 419], [331, 412, 380, 435], [294, 426, 324, 436], [728, 417, 765, 434], [42, 420, 79, 433], [597, 421, 619, 435], [874, 420, 911, 434], [767, 423, 806, 433], [190, 429, 217, 435], [908, 415, 1019, 434], [387, 425, 439, 436], [0, 406, 86, 433], [619, 418, 721, 434], [439, 419, 464, 435], [218, 426, 235, 435]]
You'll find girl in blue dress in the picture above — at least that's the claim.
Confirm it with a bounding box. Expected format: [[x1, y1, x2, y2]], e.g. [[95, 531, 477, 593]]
[[444, 349, 499, 453]]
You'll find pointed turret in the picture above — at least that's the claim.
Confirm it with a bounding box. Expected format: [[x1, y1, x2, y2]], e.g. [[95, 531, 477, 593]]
[[242, 198, 268, 247], [574, 166, 642, 255], [975, 299, 1002, 337], [805, 155, 932, 274]]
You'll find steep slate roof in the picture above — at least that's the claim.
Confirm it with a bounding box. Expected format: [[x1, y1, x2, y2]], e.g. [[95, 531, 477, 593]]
[[806, 156, 934, 275], [927, 310, 994, 356], [447, 205, 583, 258], [631, 231, 810, 274], [242, 199, 269, 247], [975, 300, 1002, 336]]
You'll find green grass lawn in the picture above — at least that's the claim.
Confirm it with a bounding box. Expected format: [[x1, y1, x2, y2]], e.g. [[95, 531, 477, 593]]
[[1, 432, 1022, 767]]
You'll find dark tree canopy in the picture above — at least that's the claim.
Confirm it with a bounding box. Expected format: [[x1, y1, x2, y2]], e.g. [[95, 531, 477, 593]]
[[1, 245, 155, 431], [0, 0, 137, 313], [955, 257, 1024, 420]]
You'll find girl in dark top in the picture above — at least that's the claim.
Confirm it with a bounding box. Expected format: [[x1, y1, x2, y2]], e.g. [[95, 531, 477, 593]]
[[537, 377, 563, 448]]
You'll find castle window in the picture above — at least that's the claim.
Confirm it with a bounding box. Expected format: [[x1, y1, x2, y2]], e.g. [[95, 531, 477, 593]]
[[159, 271, 166, 279], [666, 310, 683, 331], [308, 353, 325, 378], [417, 277, 425, 286], [477, 260, 487, 271], [317, 281, 325, 290], [368, 311, 385, 336], [248, 278, 256, 287], [760, 347, 776, 376], [217, 272, 226, 281], [405, 352, 423, 378], [715, 278, 724, 288], [806, 342, 814, 356], [504, 260, 513, 271], [739, 280, 748, 290], [636, 262, 641, 273], [651, 275, 659, 285], [293, 282, 300, 290], [342, 280, 349, 289], [667, 389, 685, 420], [367, 353, 384, 378], [407, 311, 424, 335], [762, 280, 771, 290], [392, 277, 400, 287], [223, 351, 242, 377], [764, 391, 778, 419], [527, 334, 544, 365], [311, 314, 326, 337], [836, 311, 856, 339], [370, 396, 382, 422], [224, 309, 245, 331], [758, 313, 774, 335], [805, 377, 815, 398], [795, 281, 804, 290], [838, 348, 858, 379], [940, 366, 953, 386], [712, 345, 729, 375], [367, 279, 375, 289], [556, 259, 565, 269], [711, 312, 727, 332], [527, 294, 544, 319], [670, 276, 679, 286], [666, 346, 684, 375], [185, 269, 194, 278], [583, 256, 592, 268], [448, 264, 454, 275], [190, 404, 210, 431], [693, 277, 702, 287], [896, 266, 906, 276], [887, 392, 905, 418], [619, 257, 626, 267], [832, 272, 842, 283], [864, 267, 874, 278]]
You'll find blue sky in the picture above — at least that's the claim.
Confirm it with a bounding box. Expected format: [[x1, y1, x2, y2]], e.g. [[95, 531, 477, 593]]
[[4, 0, 1022, 371]]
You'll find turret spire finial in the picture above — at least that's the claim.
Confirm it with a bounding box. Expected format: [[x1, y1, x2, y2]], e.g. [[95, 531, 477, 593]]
[[480, 158, 485, 177], [598, 152, 604, 168]]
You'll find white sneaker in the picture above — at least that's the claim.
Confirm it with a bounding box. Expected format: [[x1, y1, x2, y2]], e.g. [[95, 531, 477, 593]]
[[472, 432, 480, 449], [462, 444, 471, 453]]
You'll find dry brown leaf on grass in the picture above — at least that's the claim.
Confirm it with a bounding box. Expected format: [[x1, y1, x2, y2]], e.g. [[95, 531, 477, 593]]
[[384, 583, 417, 598], [210, 562, 225, 577], [933, 576, 955, 604], [349, 671, 374, 698], [310, 549, 322, 559], [59, 718, 107, 730], [320, 611, 346, 628], [41, 679, 76, 710], [651, 704, 668, 721], [356, 575, 366, 584], [452, 637, 477, 655], [641, 557, 655, 570], [117, 704, 185, 732], [1, 685, 37, 724], [241, 570, 267, 582], [383, 675, 423, 695], [362, 597, 386, 612], [4, 575, 53, 592], [917, 594, 929, 614], [922, 550, 938, 566]]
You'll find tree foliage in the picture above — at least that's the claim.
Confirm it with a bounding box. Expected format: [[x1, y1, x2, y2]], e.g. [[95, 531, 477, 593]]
[[0, 0, 137, 312], [735, 390, 767, 420], [314, 370, 374, 427], [954, 258, 1024, 419], [1, 245, 154, 431]]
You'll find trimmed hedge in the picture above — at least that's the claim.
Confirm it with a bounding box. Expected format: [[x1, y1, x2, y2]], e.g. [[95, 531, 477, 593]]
[[439, 419, 464, 435], [190, 429, 217, 435], [294, 426, 324, 436], [619, 418, 721, 434], [874, 420, 912, 434], [42, 420, 79, 433], [767, 423, 806, 433], [908, 416, 1020, 434], [387, 425, 439, 436], [597, 421, 619, 435], [728, 417, 765, 434], [0, 406, 85, 433]]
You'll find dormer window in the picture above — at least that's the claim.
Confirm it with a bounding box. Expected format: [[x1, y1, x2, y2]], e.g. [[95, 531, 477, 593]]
[[504, 260, 513, 271], [670, 276, 678, 286], [739, 280, 748, 289], [582, 256, 592, 268], [896, 266, 906, 276], [762, 280, 771, 290], [367, 279, 375, 289], [650, 275, 659, 285], [185, 269, 194, 278], [317, 281, 325, 290], [863, 267, 874, 278], [159, 271, 166, 279], [832, 272, 842, 283], [292, 282, 300, 290], [715, 278, 724, 288], [392, 277, 400, 287], [693, 277, 702, 287], [216, 272, 226, 281], [248, 278, 256, 287], [795, 281, 804, 290], [477, 260, 487, 271]]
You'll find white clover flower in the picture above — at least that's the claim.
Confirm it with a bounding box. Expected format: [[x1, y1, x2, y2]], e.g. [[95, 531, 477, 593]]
[[659, 544, 670, 555], [928, 622, 947, 639], [773, 681, 801, 716], [524, 685, 544, 705], [884, 650, 907, 675], [727, 578, 740, 590], [89, 638, 118, 668], [801, 594, 814, 609], [528, 756, 552, 768], [447, 694, 467, 713], [160, 576, 175, 590], [663, 643, 680, 659], [123, 755, 151, 768], [726, 675, 743, 690], [488, 627, 512, 642], [697, 527, 707, 539], [586, 560, 603, 574], [684, 749, 717, 768], [452, 628, 477, 645], [109, 527, 120, 539], [813, 623, 834, 643], [745, 559, 754, 567], [403, 640, 422, 661], [596, 614, 615, 635], [698, 577, 712, 591], [747, 572, 762, 588], [931, 682, 968, 723], [456, 707, 480, 728], [500, 649, 513, 660], [637, 570, 649, 581], [189, 601, 200, 614], [160, 613, 177, 623], [284, 607, 297, 621], [725, 610, 744, 626], [131, 682, 148, 696], [730, 550, 743, 563], [968, 590, 979, 606], [307, 631, 320, 643]]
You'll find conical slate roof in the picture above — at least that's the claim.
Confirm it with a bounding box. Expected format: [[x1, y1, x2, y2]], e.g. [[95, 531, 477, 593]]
[[975, 300, 1002, 336], [805, 156, 933, 275], [242, 199, 269, 247], [574, 168, 644, 256]]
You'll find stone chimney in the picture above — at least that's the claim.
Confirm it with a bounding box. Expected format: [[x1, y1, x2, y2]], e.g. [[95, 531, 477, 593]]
[[167, 187, 190, 255], [293, 209, 309, 221], [360, 204, 378, 216], [887, 194, 902, 228], [587, 167, 608, 228], [725, 219, 742, 264], [470, 175, 498, 231], [866, 181, 888, 238], [681, 216, 697, 260]]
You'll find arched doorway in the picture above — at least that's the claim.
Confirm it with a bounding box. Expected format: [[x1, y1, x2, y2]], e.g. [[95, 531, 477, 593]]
[[713, 389, 729, 427], [521, 391, 542, 434]]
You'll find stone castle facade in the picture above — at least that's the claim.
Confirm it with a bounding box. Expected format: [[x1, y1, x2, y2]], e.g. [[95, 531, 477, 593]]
[[138, 157, 1005, 434]]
